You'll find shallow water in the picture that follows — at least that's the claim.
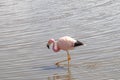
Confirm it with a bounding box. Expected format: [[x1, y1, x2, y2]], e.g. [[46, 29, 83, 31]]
[[0, 0, 120, 80]]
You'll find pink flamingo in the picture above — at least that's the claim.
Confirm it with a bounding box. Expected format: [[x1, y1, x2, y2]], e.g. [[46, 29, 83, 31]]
[[47, 36, 84, 66]]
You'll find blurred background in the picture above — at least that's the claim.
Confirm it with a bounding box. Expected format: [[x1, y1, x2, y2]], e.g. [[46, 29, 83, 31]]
[[0, 0, 120, 80]]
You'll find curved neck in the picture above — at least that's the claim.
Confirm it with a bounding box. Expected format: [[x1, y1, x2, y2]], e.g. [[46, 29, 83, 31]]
[[52, 41, 60, 52]]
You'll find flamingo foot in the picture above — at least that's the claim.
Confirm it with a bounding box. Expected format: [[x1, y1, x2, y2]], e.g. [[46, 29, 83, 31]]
[[55, 62, 60, 67]]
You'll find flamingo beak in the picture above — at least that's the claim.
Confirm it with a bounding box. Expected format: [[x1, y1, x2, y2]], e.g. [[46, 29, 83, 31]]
[[47, 44, 50, 49]]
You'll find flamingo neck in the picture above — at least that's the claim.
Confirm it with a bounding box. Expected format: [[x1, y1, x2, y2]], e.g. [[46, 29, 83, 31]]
[[52, 41, 60, 52]]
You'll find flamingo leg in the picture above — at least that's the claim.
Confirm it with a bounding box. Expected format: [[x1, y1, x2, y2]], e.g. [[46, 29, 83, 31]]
[[67, 50, 71, 65], [55, 60, 68, 66], [55, 50, 71, 66]]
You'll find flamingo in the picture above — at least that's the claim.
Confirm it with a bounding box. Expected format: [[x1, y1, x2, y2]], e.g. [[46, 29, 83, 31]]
[[47, 36, 84, 66]]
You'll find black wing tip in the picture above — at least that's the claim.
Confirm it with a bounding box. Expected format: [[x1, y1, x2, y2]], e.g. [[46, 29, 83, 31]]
[[74, 40, 84, 47]]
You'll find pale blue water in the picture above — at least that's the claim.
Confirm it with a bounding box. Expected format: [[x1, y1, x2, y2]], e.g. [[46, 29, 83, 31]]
[[0, 0, 120, 80]]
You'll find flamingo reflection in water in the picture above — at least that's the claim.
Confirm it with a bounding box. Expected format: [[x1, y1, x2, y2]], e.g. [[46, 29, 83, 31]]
[[48, 64, 73, 80]]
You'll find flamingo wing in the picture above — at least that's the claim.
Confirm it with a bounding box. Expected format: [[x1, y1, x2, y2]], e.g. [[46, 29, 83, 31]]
[[57, 36, 76, 50]]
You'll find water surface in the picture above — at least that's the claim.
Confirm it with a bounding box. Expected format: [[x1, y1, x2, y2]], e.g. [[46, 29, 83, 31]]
[[0, 0, 120, 80]]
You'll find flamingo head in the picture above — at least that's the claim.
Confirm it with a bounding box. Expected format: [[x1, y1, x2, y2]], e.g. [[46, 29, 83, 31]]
[[47, 39, 55, 49]]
